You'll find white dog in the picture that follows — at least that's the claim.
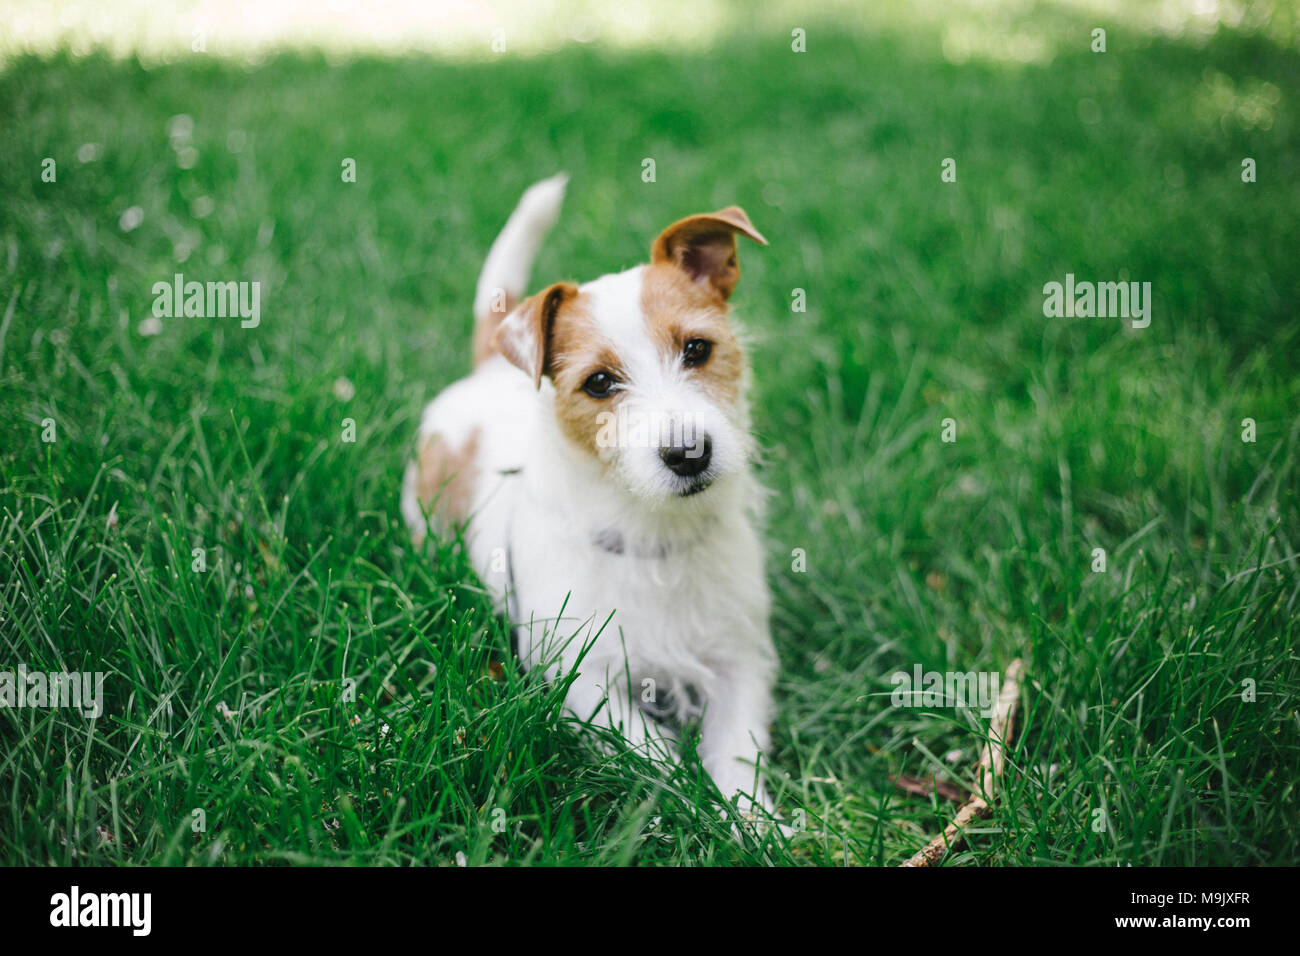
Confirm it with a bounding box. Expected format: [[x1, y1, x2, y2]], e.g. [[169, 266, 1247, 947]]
[[402, 175, 778, 814]]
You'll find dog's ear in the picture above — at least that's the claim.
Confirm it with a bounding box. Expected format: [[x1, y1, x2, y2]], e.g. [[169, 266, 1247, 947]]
[[491, 281, 578, 388], [650, 206, 768, 300]]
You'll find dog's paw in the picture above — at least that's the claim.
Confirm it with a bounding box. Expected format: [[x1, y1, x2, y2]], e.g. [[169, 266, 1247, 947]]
[[716, 789, 801, 842]]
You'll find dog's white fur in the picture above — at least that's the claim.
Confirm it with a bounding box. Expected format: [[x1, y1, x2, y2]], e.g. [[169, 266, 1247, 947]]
[[402, 175, 778, 812]]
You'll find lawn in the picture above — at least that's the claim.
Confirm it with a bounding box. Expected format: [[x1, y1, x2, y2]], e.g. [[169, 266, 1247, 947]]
[[1, 3, 1298, 866]]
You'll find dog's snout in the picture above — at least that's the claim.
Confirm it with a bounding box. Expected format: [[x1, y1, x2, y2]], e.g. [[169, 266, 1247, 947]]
[[660, 435, 712, 477]]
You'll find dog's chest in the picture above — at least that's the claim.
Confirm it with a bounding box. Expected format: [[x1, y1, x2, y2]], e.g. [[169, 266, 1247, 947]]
[[504, 503, 767, 683]]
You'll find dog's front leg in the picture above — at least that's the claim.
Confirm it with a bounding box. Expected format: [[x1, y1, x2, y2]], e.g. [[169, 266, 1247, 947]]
[[699, 668, 776, 816], [562, 666, 678, 762]]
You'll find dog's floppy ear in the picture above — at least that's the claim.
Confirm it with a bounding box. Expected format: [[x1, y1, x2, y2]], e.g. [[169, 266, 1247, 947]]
[[491, 281, 578, 388], [650, 206, 768, 300]]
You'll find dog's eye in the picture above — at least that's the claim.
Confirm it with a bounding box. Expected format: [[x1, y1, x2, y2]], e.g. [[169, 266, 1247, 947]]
[[682, 338, 713, 368], [581, 371, 617, 398]]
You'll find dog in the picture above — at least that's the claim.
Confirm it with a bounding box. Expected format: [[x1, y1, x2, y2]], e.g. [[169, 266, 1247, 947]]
[[402, 175, 779, 815]]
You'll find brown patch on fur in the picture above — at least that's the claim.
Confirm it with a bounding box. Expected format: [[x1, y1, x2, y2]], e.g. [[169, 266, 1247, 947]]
[[545, 300, 626, 463], [650, 206, 767, 300], [415, 428, 481, 524], [473, 295, 517, 366], [641, 263, 745, 405], [492, 283, 579, 387]]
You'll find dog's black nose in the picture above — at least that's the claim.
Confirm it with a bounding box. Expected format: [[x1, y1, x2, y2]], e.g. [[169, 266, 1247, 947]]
[[660, 436, 712, 477]]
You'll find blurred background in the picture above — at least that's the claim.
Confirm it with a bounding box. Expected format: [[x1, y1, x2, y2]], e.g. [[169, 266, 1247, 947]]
[[6, 0, 1294, 62]]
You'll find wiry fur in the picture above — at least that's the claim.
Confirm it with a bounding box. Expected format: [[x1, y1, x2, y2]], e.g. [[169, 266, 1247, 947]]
[[401, 176, 779, 813]]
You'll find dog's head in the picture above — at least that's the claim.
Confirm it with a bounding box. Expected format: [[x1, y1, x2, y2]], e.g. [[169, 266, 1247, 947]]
[[493, 206, 767, 503]]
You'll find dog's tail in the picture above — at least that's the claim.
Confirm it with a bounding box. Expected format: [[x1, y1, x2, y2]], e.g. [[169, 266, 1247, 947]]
[[471, 172, 568, 365]]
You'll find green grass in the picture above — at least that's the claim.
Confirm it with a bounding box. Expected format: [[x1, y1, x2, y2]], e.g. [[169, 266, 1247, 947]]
[[2, 10, 1298, 866]]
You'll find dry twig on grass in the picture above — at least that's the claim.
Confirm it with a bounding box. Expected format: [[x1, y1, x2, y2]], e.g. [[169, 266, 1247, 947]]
[[900, 658, 1024, 867]]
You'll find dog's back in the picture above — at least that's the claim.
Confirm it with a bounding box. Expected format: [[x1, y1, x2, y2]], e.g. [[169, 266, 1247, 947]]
[[400, 174, 568, 549]]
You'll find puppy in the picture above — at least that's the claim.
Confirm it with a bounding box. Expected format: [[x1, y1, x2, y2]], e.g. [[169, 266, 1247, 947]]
[[402, 175, 778, 814]]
